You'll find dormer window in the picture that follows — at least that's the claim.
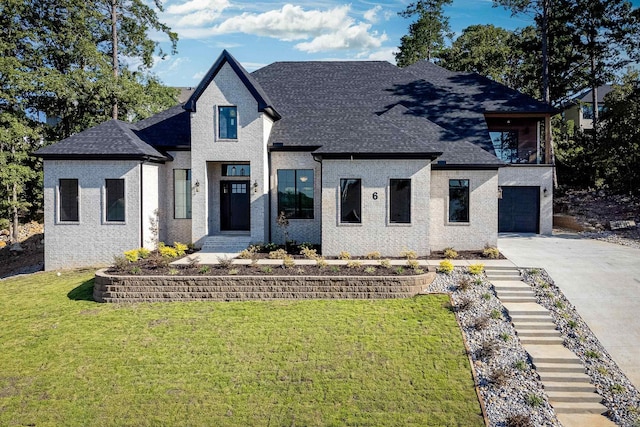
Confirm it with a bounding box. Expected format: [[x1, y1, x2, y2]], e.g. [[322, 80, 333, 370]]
[[218, 106, 237, 139]]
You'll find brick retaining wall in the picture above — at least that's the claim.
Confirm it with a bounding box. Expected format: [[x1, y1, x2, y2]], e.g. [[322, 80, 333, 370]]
[[93, 269, 435, 302]]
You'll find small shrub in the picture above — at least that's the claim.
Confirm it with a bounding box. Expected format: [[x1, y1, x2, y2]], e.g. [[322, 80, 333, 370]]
[[610, 383, 625, 394], [0, 218, 10, 230], [490, 309, 502, 320], [443, 247, 458, 259], [137, 247, 151, 259], [481, 292, 491, 300], [300, 247, 319, 260], [364, 266, 376, 274], [380, 259, 392, 269], [268, 249, 288, 259], [567, 319, 577, 328], [400, 249, 417, 260], [468, 263, 484, 275], [346, 260, 362, 269], [414, 268, 425, 274], [316, 258, 328, 268], [457, 276, 472, 292], [238, 246, 258, 259], [476, 340, 498, 360], [472, 315, 490, 330], [474, 277, 483, 285], [365, 251, 381, 260], [525, 394, 544, 407], [499, 332, 510, 342], [406, 259, 420, 270], [130, 266, 141, 275], [263, 242, 279, 252], [113, 255, 129, 270], [158, 243, 178, 258], [596, 366, 608, 375], [296, 267, 305, 274], [282, 255, 295, 268], [394, 267, 405, 275], [198, 265, 211, 274], [514, 360, 527, 371], [173, 242, 188, 256], [337, 251, 351, 260], [554, 300, 565, 309], [456, 296, 474, 312], [438, 259, 454, 274], [228, 268, 239, 275], [124, 249, 139, 262], [483, 246, 500, 259], [506, 414, 533, 427], [217, 256, 232, 268], [585, 350, 600, 359], [529, 268, 541, 276], [330, 266, 340, 273], [261, 266, 273, 274], [489, 367, 509, 386], [168, 268, 179, 276], [299, 242, 314, 250]]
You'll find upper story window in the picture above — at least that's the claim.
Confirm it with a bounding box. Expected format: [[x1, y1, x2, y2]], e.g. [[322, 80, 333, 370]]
[[218, 106, 237, 139], [277, 169, 314, 219], [105, 179, 125, 222], [222, 164, 250, 176], [490, 131, 519, 163], [390, 179, 411, 224], [174, 169, 192, 219], [449, 179, 469, 223], [59, 179, 79, 222], [340, 179, 361, 224]]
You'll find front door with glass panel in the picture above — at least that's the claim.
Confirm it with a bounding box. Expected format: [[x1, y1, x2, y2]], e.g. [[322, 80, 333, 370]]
[[220, 181, 250, 231]]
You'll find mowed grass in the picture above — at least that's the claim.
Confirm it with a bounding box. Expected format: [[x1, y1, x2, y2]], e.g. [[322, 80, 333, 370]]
[[0, 270, 483, 427]]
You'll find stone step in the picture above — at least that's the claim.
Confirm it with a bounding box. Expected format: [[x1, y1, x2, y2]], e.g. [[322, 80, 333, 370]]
[[547, 390, 602, 403], [517, 330, 562, 338], [487, 275, 522, 281], [550, 401, 608, 415], [537, 371, 593, 383], [491, 280, 530, 290], [511, 321, 557, 330], [510, 314, 554, 323], [544, 382, 595, 393], [526, 344, 579, 364], [557, 413, 618, 427], [495, 290, 536, 297], [534, 362, 585, 373], [499, 295, 538, 303], [519, 335, 564, 345], [503, 302, 550, 316]]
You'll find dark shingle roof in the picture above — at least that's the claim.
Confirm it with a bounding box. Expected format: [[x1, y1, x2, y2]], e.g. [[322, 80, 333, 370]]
[[35, 119, 168, 161], [572, 84, 613, 103], [134, 104, 191, 149]]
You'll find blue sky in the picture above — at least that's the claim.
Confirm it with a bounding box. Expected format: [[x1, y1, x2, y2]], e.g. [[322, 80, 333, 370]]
[[149, 0, 639, 87]]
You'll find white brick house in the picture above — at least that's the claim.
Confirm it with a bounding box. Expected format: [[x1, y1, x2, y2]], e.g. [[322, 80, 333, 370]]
[[36, 50, 555, 270]]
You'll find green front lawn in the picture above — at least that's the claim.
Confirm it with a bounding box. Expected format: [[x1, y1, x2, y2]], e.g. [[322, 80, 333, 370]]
[[0, 270, 483, 427]]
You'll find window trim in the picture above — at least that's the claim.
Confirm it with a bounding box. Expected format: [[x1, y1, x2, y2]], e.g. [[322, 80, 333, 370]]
[[58, 178, 79, 223], [339, 178, 362, 224], [448, 179, 470, 224], [173, 169, 192, 219], [277, 169, 315, 220], [105, 178, 126, 223], [217, 105, 238, 140], [389, 178, 411, 225]]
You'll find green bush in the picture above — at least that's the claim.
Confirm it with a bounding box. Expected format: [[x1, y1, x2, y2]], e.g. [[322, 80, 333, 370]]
[[346, 260, 362, 269], [158, 243, 178, 258], [268, 249, 288, 259], [400, 249, 417, 260], [282, 255, 295, 268], [406, 259, 420, 270], [438, 259, 454, 274], [173, 242, 188, 256], [0, 218, 10, 230], [365, 251, 381, 260], [380, 259, 392, 269], [300, 247, 319, 260], [137, 247, 151, 259], [338, 251, 351, 260], [482, 246, 500, 259], [468, 263, 484, 275], [123, 250, 139, 263], [443, 247, 458, 259]]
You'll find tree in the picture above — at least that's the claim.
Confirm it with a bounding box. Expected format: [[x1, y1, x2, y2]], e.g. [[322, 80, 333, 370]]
[[395, 0, 453, 67], [599, 69, 640, 194]]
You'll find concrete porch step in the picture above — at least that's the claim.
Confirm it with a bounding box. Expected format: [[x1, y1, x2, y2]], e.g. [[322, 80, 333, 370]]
[[519, 335, 564, 345], [511, 321, 557, 330], [201, 235, 252, 253], [550, 401, 608, 414], [544, 382, 595, 393], [534, 362, 585, 373], [537, 371, 593, 383], [547, 390, 602, 403], [517, 330, 562, 338], [503, 302, 550, 316], [499, 295, 538, 303], [510, 314, 554, 323]]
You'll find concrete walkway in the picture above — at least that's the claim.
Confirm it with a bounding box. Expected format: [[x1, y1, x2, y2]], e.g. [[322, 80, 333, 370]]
[[498, 232, 640, 390]]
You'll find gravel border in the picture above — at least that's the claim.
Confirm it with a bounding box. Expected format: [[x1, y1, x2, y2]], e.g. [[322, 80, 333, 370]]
[[428, 267, 640, 427]]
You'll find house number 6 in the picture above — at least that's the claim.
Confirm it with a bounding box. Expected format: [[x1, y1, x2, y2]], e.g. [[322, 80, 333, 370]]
[[372, 192, 378, 200]]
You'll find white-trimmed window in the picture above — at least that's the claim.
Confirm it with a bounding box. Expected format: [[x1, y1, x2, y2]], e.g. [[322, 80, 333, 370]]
[[59, 179, 79, 222], [340, 179, 361, 223], [449, 179, 469, 223], [105, 179, 125, 222], [390, 179, 411, 224], [218, 106, 237, 139], [174, 169, 192, 219]]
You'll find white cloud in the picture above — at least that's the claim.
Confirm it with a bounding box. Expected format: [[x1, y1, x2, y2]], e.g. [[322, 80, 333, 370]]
[[163, 0, 230, 28], [192, 71, 206, 80], [359, 48, 397, 63], [166, 0, 229, 15], [295, 23, 387, 53], [363, 5, 382, 23]]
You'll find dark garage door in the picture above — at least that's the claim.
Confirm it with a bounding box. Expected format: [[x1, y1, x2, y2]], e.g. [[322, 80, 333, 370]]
[[499, 186, 540, 233]]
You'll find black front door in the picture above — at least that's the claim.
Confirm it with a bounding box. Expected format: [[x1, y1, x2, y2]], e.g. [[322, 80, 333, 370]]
[[220, 181, 250, 231]]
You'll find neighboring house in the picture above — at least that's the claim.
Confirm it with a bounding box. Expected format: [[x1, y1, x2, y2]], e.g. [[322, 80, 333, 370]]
[[564, 84, 613, 131], [35, 50, 555, 270]]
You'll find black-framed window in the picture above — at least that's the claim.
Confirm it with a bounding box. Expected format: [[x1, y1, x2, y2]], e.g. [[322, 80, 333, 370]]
[[174, 169, 192, 219], [105, 179, 125, 222], [449, 179, 469, 223], [340, 179, 361, 223], [59, 179, 79, 222], [390, 179, 411, 223], [277, 169, 314, 219], [218, 106, 237, 139], [490, 131, 518, 163]]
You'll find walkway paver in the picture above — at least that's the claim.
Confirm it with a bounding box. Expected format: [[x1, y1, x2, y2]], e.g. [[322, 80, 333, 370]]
[[486, 266, 616, 427]]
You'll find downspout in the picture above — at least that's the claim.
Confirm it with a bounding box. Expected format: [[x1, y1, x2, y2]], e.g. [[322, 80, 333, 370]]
[[313, 154, 322, 248], [140, 160, 144, 248], [268, 151, 272, 243]]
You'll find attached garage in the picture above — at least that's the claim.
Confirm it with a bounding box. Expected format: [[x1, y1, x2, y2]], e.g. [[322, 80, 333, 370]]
[[498, 186, 540, 233]]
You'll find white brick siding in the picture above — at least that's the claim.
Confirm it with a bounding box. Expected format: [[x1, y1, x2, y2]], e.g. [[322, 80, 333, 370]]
[[321, 159, 431, 257], [499, 165, 554, 234], [430, 169, 499, 251], [161, 151, 192, 245]]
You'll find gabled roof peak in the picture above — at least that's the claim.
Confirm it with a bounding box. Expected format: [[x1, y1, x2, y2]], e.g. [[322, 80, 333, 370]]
[[183, 50, 280, 120]]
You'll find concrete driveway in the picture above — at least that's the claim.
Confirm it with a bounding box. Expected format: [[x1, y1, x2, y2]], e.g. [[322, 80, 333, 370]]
[[498, 232, 640, 389]]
